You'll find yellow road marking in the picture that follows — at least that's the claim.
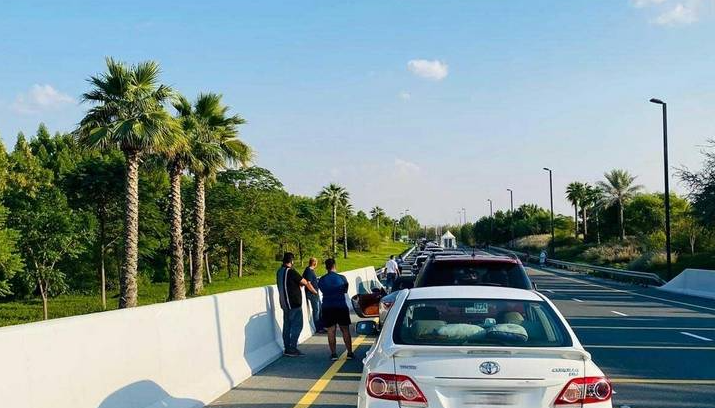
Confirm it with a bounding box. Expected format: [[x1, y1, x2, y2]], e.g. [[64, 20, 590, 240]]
[[292, 335, 366, 408], [612, 378, 715, 385]]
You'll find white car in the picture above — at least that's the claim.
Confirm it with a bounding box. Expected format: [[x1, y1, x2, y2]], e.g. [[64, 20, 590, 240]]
[[356, 286, 612, 408]]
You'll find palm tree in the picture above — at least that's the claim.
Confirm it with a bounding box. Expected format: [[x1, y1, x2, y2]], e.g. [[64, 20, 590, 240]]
[[159, 95, 197, 301], [76, 58, 178, 308], [585, 185, 605, 244], [343, 203, 353, 259], [565, 182, 586, 239], [597, 169, 643, 240], [189, 93, 250, 295], [318, 183, 349, 257], [370, 206, 385, 229]]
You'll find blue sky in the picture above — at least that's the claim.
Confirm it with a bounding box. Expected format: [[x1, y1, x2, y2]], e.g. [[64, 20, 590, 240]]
[[1, 0, 714, 224]]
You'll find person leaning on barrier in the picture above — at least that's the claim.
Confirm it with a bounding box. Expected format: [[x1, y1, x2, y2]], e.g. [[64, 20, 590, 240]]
[[318, 258, 354, 361], [276, 252, 318, 357], [303, 257, 325, 333]]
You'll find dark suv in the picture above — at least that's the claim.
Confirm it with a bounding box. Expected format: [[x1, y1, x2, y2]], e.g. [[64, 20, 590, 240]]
[[352, 254, 533, 326]]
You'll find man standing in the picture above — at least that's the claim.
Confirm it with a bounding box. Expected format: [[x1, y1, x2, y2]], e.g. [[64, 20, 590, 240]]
[[276, 252, 318, 357], [303, 257, 325, 333], [318, 258, 353, 361], [384, 254, 399, 292]]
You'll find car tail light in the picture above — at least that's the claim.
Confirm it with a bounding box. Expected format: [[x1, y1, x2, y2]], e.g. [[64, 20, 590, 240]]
[[367, 373, 427, 406], [555, 377, 612, 405]]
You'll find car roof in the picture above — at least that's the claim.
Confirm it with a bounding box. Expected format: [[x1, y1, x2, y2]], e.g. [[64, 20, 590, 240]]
[[406, 286, 542, 301], [430, 254, 519, 264]]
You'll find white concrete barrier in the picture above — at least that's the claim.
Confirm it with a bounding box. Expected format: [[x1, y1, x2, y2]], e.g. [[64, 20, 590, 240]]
[[658, 268, 715, 300], [0, 266, 380, 408]]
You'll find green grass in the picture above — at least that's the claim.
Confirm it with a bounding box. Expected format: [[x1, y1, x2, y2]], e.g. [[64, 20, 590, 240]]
[[0, 240, 409, 328]]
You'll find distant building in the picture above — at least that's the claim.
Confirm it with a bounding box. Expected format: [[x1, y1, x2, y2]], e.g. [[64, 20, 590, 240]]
[[440, 231, 456, 249]]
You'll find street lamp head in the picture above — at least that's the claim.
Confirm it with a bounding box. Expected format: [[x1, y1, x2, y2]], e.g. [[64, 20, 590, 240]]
[[543, 167, 551, 172], [650, 98, 664, 105], [507, 188, 512, 192]]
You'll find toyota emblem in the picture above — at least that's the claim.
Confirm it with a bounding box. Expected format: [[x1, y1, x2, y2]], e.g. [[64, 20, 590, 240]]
[[479, 361, 500, 375]]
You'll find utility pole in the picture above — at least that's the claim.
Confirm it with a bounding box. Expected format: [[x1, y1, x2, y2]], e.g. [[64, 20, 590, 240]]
[[543, 168, 555, 258], [507, 188, 514, 247], [650, 98, 673, 280], [487, 199, 493, 247]]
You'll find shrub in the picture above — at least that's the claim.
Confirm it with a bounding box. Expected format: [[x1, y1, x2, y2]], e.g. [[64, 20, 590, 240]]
[[629, 251, 679, 271], [583, 242, 640, 265], [514, 234, 550, 251]]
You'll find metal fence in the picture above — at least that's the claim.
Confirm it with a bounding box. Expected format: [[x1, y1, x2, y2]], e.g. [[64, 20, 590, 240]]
[[488, 246, 667, 287]]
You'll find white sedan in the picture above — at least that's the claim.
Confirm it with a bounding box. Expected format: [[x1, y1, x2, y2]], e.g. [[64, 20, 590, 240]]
[[356, 286, 612, 408]]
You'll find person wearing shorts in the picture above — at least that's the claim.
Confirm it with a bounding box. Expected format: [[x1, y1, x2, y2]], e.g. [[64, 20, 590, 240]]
[[318, 258, 353, 361]]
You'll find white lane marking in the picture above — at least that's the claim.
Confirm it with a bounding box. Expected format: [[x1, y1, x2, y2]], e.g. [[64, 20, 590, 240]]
[[573, 326, 715, 331], [544, 289, 555, 294], [532, 267, 715, 313], [611, 310, 628, 316], [586, 345, 715, 350], [680, 331, 713, 342], [572, 298, 584, 302]]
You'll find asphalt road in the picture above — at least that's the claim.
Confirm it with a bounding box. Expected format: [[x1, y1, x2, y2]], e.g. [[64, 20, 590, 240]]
[[208, 265, 715, 408]]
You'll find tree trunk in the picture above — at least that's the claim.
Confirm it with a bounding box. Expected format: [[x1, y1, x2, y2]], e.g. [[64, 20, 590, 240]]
[[618, 200, 625, 241], [188, 247, 193, 278], [191, 176, 206, 295], [690, 233, 696, 255], [343, 212, 348, 259], [331, 203, 337, 257], [168, 161, 186, 301], [99, 215, 107, 310], [120, 150, 141, 308], [38, 278, 48, 320], [238, 239, 243, 278], [205, 252, 212, 284], [595, 212, 601, 245], [573, 205, 578, 239], [582, 206, 588, 241], [226, 244, 232, 278]]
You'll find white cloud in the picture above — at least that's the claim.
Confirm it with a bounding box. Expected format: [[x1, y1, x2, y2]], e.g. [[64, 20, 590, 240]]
[[654, 2, 699, 25], [407, 59, 449, 81], [394, 158, 420, 177], [398, 91, 411, 101], [631, 0, 667, 8], [11, 84, 75, 114]]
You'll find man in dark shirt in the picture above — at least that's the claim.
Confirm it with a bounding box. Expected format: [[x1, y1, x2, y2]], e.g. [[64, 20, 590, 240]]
[[303, 257, 325, 333], [318, 258, 353, 361], [276, 252, 317, 357]]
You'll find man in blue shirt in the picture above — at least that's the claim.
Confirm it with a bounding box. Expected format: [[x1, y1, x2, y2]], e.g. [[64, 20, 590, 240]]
[[318, 258, 353, 361], [302, 257, 325, 333]]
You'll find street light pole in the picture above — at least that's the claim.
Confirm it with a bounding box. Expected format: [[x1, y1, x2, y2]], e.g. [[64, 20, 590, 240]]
[[543, 168, 555, 257], [650, 98, 673, 280], [462, 207, 466, 225], [507, 188, 514, 247], [487, 199, 493, 247]]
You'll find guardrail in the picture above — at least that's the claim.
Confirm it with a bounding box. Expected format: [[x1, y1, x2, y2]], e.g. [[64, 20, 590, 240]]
[[488, 246, 667, 287]]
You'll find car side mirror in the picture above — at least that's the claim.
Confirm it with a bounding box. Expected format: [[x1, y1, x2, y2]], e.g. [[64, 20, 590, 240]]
[[532, 282, 538, 290], [356, 320, 378, 336]]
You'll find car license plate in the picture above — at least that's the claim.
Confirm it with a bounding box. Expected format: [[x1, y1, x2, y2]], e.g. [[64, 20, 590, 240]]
[[463, 391, 515, 406]]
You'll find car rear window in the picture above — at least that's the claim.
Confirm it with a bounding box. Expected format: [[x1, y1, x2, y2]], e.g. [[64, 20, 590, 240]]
[[416, 260, 531, 289], [393, 298, 571, 347]]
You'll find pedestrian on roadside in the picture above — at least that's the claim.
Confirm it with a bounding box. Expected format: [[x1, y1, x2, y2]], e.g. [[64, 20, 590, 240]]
[[384, 254, 399, 292], [539, 249, 547, 266], [276, 252, 318, 357], [318, 258, 354, 361], [303, 257, 325, 333]]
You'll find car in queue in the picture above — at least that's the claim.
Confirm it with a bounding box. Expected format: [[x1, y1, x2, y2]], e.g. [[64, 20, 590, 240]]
[[355, 286, 612, 408], [352, 254, 533, 328]]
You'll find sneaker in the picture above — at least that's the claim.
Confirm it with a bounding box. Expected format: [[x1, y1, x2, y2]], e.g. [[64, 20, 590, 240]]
[[284, 350, 301, 357], [346, 352, 355, 360], [330, 353, 339, 361]]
